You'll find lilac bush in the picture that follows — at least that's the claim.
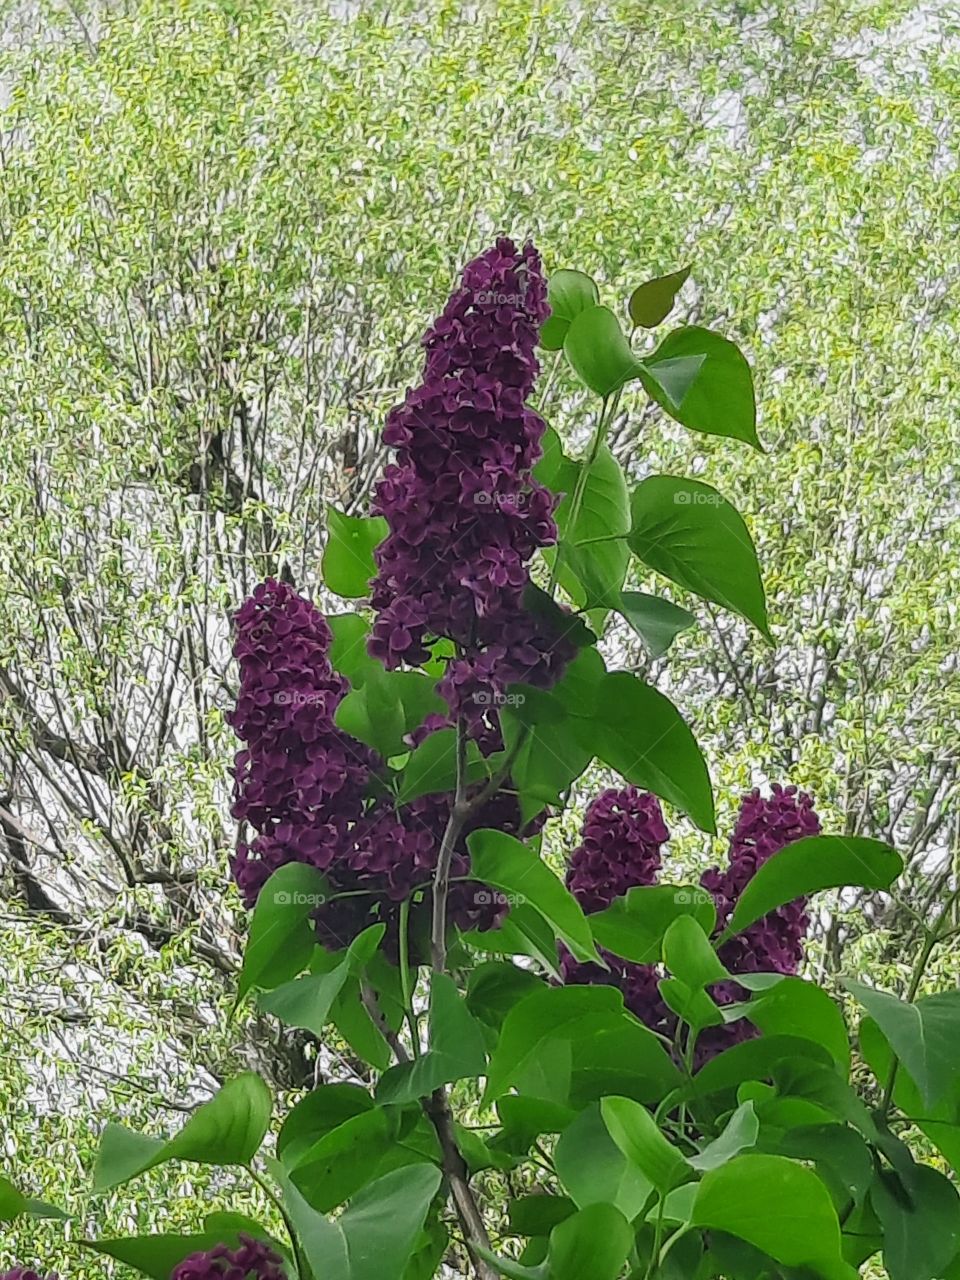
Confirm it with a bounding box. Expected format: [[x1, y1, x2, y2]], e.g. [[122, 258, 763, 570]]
[[66, 242, 924, 1280]]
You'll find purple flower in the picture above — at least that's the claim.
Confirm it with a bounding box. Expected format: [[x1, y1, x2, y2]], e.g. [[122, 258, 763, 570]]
[[0, 1270, 57, 1280], [565, 787, 670, 914], [368, 237, 575, 751], [696, 783, 822, 1060], [171, 1235, 288, 1279], [323, 785, 540, 945], [227, 578, 378, 908], [562, 788, 676, 1037], [228, 244, 583, 947], [228, 580, 511, 939], [702, 783, 821, 977], [562, 783, 823, 1064]]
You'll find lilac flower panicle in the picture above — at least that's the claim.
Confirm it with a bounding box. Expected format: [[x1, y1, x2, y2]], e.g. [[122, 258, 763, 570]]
[[229, 243, 583, 943], [696, 783, 822, 1059], [228, 580, 511, 938], [701, 783, 821, 975], [562, 787, 676, 1037], [565, 786, 670, 914], [369, 237, 575, 751], [562, 783, 822, 1063], [0, 1270, 58, 1280], [171, 1235, 288, 1280], [227, 577, 377, 908], [341, 786, 539, 938]]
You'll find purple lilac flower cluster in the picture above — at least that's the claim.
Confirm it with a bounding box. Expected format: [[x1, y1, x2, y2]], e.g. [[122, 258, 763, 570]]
[[0, 1270, 57, 1280], [328, 786, 533, 942], [565, 787, 670, 914], [703, 783, 821, 975], [695, 783, 821, 1058], [171, 1235, 288, 1280], [368, 237, 574, 751], [561, 787, 678, 1039], [563, 784, 821, 1061], [227, 578, 378, 908], [228, 579, 509, 939], [229, 242, 578, 940]]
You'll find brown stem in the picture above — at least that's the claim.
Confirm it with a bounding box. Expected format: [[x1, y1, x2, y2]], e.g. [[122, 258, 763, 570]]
[[429, 719, 531, 973], [360, 978, 410, 1064], [431, 719, 471, 972], [363, 974, 497, 1280], [424, 717, 501, 1280], [424, 1089, 498, 1280]]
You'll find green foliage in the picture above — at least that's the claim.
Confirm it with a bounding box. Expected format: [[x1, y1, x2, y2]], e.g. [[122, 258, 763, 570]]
[[723, 837, 903, 939], [2, 1, 960, 1276], [540, 271, 601, 351], [377, 974, 486, 1105], [628, 267, 691, 330], [258, 926, 385, 1037], [272, 1161, 442, 1280], [321, 509, 389, 600], [235, 864, 332, 1003], [636, 327, 760, 449], [467, 830, 601, 966], [335, 667, 446, 758], [579, 672, 716, 833], [627, 476, 769, 639], [93, 1074, 273, 1191]]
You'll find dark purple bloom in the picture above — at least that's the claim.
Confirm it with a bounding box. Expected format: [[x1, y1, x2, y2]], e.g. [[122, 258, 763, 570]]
[[228, 579, 511, 940], [228, 244, 583, 948], [0, 1270, 57, 1280], [368, 237, 575, 751], [562, 788, 676, 1037], [702, 783, 821, 977], [562, 783, 823, 1064], [171, 1235, 288, 1279], [331, 785, 541, 943], [227, 578, 378, 908], [565, 786, 670, 914], [696, 783, 822, 1060]]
